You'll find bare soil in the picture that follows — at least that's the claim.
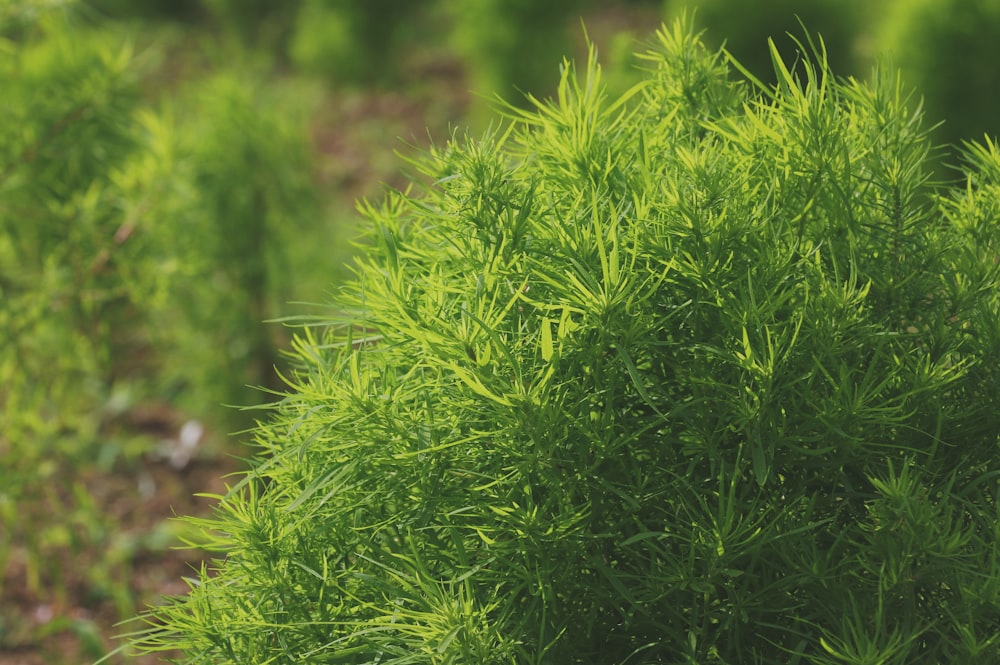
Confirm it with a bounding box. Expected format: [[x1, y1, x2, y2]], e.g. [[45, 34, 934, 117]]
[[0, 445, 240, 665]]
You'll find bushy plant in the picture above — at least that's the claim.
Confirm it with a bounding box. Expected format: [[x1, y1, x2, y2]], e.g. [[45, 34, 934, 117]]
[[288, 0, 429, 84], [133, 18, 1000, 664], [0, 7, 323, 435], [0, 8, 145, 441], [150, 71, 322, 419], [0, 1, 162, 629]]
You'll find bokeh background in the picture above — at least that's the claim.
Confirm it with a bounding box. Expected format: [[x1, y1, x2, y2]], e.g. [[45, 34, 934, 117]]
[[1, 0, 997, 662]]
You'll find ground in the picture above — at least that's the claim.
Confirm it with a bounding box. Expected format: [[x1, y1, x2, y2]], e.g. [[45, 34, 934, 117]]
[[0, 449, 239, 665]]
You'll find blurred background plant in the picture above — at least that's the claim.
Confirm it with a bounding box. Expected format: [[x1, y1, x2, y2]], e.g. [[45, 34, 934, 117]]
[[0, 2, 341, 662], [1, 0, 998, 662], [875, 0, 1000, 157], [289, 0, 433, 85], [662, 0, 865, 81], [1, 0, 149, 618], [156, 71, 323, 415]]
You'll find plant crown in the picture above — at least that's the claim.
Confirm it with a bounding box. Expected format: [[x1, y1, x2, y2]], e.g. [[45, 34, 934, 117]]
[[135, 18, 1000, 664]]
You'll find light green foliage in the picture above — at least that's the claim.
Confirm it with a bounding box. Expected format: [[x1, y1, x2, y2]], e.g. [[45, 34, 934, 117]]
[[0, 9, 144, 444], [288, 0, 363, 81], [0, 9, 321, 438], [0, 2, 159, 614], [133, 18, 1000, 664]]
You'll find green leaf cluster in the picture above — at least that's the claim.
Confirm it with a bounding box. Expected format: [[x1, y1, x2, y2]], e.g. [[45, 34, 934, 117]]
[[134, 18, 1000, 664]]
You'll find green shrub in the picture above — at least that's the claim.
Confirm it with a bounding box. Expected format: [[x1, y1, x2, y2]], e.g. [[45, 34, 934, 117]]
[[150, 72, 322, 420], [288, 0, 428, 84], [133, 18, 1000, 664], [200, 0, 299, 48], [0, 9, 322, 432], [0, 8, 145, 444], [0, 3, 160, 616], [446, 0, 585, 109]]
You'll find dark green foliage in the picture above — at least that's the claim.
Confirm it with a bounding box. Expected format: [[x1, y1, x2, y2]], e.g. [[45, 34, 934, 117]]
[[447, 0, 586, 106], [84, 0, 294, 47], [289, 0, 431, 84], [200, 0, 299, 48], [878, 0, 1000, 150], [84, 0, 203, 22], [134, 18, 1000, 664], [662, 0, 865, 83], [158, 73, 321, 413]]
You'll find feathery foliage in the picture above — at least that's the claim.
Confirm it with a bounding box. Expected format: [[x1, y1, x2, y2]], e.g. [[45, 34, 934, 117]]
[[133, 18, 1000, 664]]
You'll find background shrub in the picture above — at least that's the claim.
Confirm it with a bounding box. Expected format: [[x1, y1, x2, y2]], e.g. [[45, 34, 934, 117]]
[[876, 0, 1000, 154], [0, 10, 323, 437], [152, 71, 321, 418], [0, 7, 166, 624], [288, 0, 430, 85], [0, 11, 145, 442], [445, 0, 586, 109], [133, 18, 1000, 664], [0, 7, 327, 654], [661, 0, 866, 82]]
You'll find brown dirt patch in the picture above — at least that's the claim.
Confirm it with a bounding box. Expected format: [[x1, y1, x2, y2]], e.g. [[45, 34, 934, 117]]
[[0, 438, 242, 665]]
